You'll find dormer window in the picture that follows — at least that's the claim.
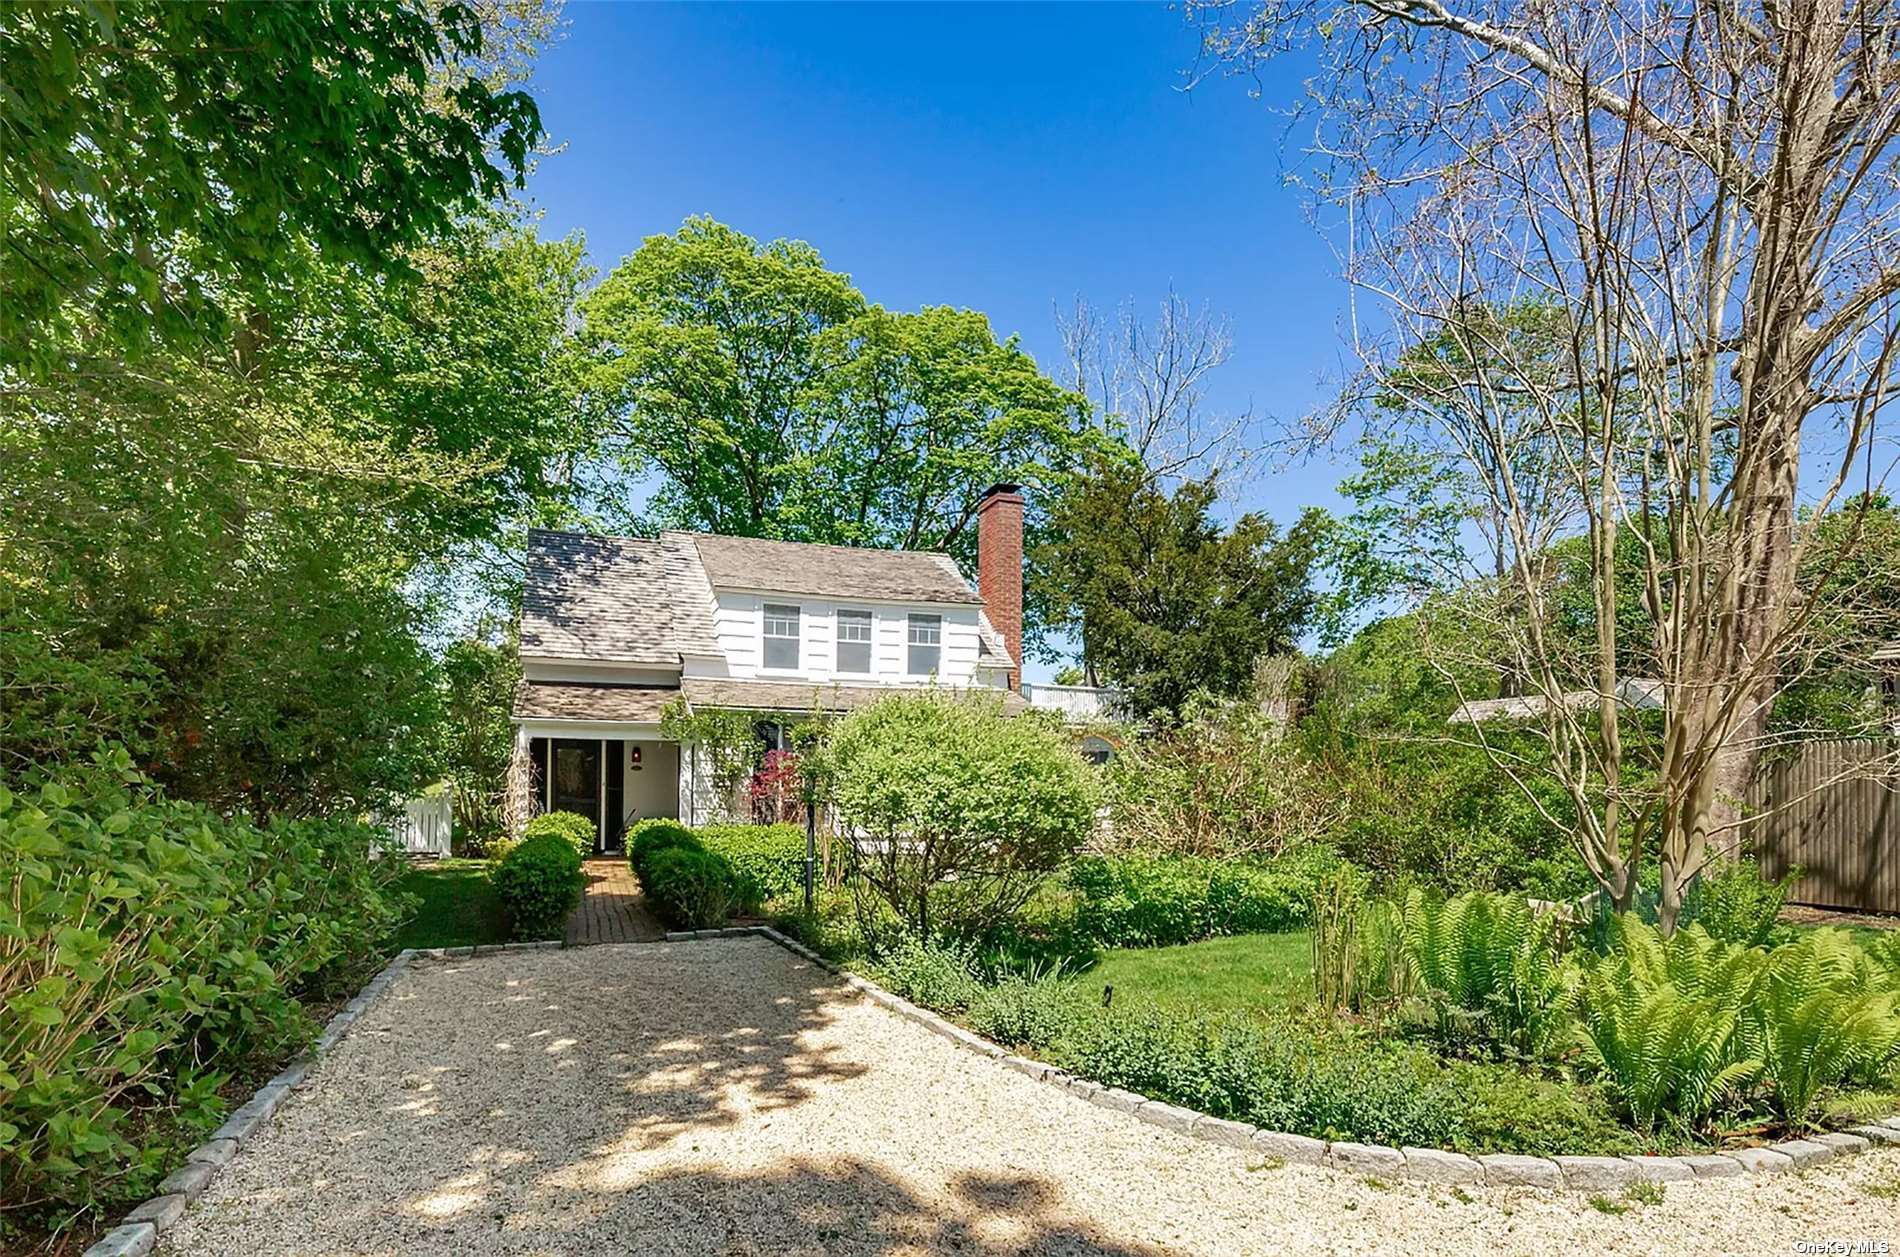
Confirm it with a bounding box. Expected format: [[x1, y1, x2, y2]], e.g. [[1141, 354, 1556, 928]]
[[907, 613, 941, 676], [837, 609, 873, 673], [763, 603, 800, 670]]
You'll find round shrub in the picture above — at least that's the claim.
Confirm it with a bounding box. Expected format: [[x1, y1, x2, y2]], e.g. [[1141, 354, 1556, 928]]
[[492, 832, 585, 939], [522, 809, 596, 860], [642, 843, 738, 929], [825, 693, 1099, 938], [627, 817, 700, 878]]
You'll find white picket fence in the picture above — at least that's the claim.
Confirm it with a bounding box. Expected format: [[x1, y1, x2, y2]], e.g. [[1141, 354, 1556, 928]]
[[388, 788, 453, 858]]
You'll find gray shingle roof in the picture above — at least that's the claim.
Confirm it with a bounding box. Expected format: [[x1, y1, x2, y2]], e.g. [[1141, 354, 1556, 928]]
[[512, 681, 679, 722], [520, 530, 721, 664], [678, 531, 983, 604]]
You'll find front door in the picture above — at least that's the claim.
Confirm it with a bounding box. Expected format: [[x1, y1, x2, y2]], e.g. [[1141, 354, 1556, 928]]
[[550, 738, 602, 851]]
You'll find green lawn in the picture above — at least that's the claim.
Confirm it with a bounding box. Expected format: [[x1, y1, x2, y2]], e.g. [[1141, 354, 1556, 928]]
[[391, 858, 509, 950], [1081, 931, 1314, 1016]]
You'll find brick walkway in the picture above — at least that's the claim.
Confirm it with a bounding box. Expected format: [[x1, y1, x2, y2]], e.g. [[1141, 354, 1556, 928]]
[[564, 857, 666, 946]]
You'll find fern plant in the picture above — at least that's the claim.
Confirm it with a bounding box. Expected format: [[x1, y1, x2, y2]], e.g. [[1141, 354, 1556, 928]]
[[1575, 917, 1762, 1131], [1398, 889, 1576, 1057], [1743, 928, 1900, 1127]]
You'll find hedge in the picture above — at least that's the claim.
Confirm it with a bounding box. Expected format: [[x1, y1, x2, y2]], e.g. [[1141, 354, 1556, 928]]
[[492, 832, 584, 939], [1069, 850, 1336, 948], [627, 818, 700, 881], [0, 751, 406, 1218], [698, 822, 806, 908]]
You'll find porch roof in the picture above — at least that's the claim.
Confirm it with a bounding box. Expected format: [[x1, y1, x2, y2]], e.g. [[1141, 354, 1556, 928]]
[[512, 680, 679, 723], [679, 676, 1029, 716]]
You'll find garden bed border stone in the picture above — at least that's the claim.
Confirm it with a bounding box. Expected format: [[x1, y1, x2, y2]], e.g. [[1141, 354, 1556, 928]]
[[80, 938, 566, 1257], [726, 925, 1900, 1193]]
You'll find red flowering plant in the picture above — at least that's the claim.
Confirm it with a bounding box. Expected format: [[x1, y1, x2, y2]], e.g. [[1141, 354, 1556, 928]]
[[748, 749, 804, 824]]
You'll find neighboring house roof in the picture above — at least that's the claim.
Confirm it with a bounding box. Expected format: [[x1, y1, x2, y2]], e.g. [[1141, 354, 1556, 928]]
[[681, 676, 1029, 716], [679, 531, 984, 605], [512, 680, 679, 723], [520, 530, 721, 664], [1449, 677, 1665, 725]]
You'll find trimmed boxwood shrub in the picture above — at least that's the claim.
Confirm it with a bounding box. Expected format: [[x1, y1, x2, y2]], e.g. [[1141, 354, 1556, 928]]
[[698, 822, 806, 907], [642, 843, 738, 929], [627, 817, 700, 881], [492, 832, 585, 939], [1069, 850, 1332, 948], [522, 809, 596, 859]]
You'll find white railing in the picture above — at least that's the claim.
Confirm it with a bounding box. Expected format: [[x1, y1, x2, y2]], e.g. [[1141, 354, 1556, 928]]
[[1023, 683, 1130, 723], [389, 788, 453, 857]]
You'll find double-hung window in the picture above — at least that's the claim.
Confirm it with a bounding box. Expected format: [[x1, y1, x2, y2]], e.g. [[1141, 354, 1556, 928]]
[[836, 609, 873, 674], [762, 603, 800, 670], [907, 613, 942, 676]]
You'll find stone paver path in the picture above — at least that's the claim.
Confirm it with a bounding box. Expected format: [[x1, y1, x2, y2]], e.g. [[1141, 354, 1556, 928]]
[[160, 938, 1900, 1257], [564, 857, 664, 946]]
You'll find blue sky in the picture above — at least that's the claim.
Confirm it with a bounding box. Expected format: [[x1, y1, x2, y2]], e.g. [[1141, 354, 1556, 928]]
[[523, 3, 1351, 496], [520, 2, 1355, 677]]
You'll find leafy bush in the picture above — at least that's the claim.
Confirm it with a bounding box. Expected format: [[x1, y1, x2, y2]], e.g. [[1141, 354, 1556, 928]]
[[1578, 918, 1900, 1132], [699, 822, 806, 908], [1103, 695, 1337, 859], [0, 751, 405, 1217], [522, 810, 596, 860], [627, 818, 700, 880], [491, 833, 584, 939], [1681, 857, 1795, 947], [1397, 889, 1577, 1057], [1069, 850, 1332, 948], [826, 692, 1099, 938], [642, 844, 738, 929]]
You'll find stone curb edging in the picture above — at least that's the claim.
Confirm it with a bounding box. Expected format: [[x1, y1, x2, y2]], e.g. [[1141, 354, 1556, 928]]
[[82, 947, 421, 1257], [717, 926, 1900, 1193]]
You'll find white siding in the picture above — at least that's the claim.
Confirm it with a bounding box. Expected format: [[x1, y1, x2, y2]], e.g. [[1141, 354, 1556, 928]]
[[698, 590, 987, 685]]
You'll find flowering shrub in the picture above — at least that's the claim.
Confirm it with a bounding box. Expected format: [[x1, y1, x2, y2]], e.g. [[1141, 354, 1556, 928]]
[[747, 749, 804, 823]]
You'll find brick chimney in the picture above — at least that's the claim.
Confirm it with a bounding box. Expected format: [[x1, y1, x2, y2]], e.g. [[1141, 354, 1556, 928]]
[[977, 483, 1024, 691]]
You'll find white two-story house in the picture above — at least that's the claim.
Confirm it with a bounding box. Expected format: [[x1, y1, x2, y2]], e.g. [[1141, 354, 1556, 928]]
[[509, 485, 1029, 851]]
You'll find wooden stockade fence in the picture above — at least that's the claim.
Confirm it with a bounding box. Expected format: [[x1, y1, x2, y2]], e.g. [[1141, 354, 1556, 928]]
[[1751, 739, 1900, 915]]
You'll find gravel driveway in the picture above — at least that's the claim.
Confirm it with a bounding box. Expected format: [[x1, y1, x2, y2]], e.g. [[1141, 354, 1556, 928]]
[[162, 938, 1900, 1256]]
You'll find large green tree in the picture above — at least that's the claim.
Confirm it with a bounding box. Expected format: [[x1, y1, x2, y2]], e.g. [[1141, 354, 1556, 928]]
[[579, 218, 1107, 585], [0, 0, 542, 372], [1031, 455, 1325, 720], [0, 215, 592, 816]]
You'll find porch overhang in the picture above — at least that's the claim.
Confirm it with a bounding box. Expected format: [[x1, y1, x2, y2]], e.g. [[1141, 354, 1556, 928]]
[[512, 680, 679, 725]]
